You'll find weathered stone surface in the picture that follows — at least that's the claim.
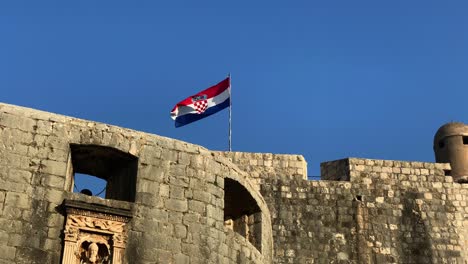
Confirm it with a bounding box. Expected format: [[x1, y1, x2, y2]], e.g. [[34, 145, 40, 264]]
[[1, 103, 467, 264], [165, 198, 188, 212]]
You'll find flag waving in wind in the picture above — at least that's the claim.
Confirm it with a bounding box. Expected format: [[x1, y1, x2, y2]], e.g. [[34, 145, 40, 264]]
[[171, 77, 231, 127]]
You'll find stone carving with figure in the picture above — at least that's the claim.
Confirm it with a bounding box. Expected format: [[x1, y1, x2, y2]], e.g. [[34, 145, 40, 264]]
[[61, 200, 131, 264]]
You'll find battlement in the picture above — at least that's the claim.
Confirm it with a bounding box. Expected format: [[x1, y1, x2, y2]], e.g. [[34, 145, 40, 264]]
[[322, 157, 451, 182]]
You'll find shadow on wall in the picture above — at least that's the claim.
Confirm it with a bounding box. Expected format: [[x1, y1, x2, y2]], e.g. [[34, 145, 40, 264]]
[[224, 178, 262, 251], [399, 192, 433, 264]]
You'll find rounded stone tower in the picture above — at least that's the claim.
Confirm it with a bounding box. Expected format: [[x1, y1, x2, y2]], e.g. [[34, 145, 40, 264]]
[[433, 122, 468, 182]]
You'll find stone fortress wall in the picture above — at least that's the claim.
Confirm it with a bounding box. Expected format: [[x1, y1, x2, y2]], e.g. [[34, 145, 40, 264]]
[[0, 102, 467, 264], [0, 103, 272, 264]]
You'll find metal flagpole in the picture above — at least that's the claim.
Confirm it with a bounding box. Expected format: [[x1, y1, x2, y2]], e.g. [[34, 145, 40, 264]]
[[228, 73, 232, 151]]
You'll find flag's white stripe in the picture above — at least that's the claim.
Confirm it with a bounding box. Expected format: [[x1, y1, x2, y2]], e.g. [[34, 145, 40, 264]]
[[171, 87, 230, 119]]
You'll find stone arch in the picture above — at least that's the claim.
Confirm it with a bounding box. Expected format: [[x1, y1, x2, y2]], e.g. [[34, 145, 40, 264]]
[[223, 171, 274, 262]]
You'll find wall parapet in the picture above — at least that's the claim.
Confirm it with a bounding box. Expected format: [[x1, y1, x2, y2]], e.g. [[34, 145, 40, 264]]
[[215, 151, 307, 191], [321, 157, 452, 182]]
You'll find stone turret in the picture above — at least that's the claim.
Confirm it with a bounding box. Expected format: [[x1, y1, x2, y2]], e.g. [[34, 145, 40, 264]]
[[433, 122, 468, 182]]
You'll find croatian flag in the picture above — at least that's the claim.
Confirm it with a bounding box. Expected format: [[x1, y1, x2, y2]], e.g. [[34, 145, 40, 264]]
[[171, 77, 230, 127]]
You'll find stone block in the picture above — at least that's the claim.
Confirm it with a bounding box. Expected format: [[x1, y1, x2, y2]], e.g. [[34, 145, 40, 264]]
[[45, 136, 69, 151], [401, 168, 411, 174], [170, 185, 186, 200], [47, 213, 64, 228], [5, 192, 30, 209], [47, 148, 68, 162], [43, 238, 60, 251], [156, 249, 173, 263], [44, 188, 64, 204], [189, 200, 206, 214], [161, 150, 178, 163], [0, 231, 7, 243], [177, 153, 191, 166], [0, 219, 24, 234], [135, 192, 158, 207], [10, 144, 28, 156], [35, 120, 53, 135], [1, 152, 29, 170], [47, 227, 61, 239], [139, 148, 162, 165], [168, 212, 183, 225], [183, 213, 200, 224], [41, 174, 65, 189], [27, 146, 49, 159], [41, 159, 67, 176], [137, 179, 160, 194], [2, 206, 23, 219], [0, 245, 16, 260], [174, 253, 189, 264], [170, 175, 189, 188], [7, 233, 25, 247], [0, 191, 5, 205], [215, 176, 224, 189], [0, 112, 36, 132], [146, 208, 169, 222], [159, 184, 169, 197], [174, 224, 187, 239], [10, 247, 50, 264], [165, 199, 188, 212], [193, 190, 211, 203], [204, 171, 216, 183], [190, 155, 205, 170], [206, 204, 221, 220]]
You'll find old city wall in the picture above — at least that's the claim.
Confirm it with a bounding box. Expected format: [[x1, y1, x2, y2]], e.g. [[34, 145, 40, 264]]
[[225, 153, 468, 263], [0, 103, 273, 264], [1, 102, 467, 264]]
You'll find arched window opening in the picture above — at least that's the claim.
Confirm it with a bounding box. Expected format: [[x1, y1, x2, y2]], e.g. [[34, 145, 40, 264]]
[[224, 178, 262, 251], [68, 144, 138, 202]]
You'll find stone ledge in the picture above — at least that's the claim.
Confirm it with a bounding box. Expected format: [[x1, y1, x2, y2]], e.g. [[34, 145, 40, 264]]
[[63, 196, 133, 218]]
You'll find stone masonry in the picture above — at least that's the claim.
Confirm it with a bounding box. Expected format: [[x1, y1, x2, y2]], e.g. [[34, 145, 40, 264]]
[[0, 102, 466, 264]]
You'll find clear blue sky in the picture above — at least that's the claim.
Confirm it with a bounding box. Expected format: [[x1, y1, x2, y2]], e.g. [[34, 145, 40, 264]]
[[1, 1, 467, 178]]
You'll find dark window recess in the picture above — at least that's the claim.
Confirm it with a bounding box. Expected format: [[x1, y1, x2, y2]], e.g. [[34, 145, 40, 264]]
[[70, 144, 138, 202], [463, 136, 468, 145], [438, 140, 445, 149], [224, 178, 262, 251], [444, 170, 451, 176]]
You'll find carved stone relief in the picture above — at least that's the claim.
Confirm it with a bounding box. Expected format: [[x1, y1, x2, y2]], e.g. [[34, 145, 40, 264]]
[[61, 200, 131, 264]]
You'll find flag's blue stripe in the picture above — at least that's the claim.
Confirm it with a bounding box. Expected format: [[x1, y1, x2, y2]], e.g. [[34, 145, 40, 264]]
[[175, 98, 230, 127]]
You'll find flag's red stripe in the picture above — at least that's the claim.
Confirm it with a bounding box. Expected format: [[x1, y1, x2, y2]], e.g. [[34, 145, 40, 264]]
[[171, 77, 230, 111]]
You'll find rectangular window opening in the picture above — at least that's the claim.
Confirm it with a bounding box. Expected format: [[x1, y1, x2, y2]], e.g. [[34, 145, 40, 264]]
[[68, 144, 138, 202]]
